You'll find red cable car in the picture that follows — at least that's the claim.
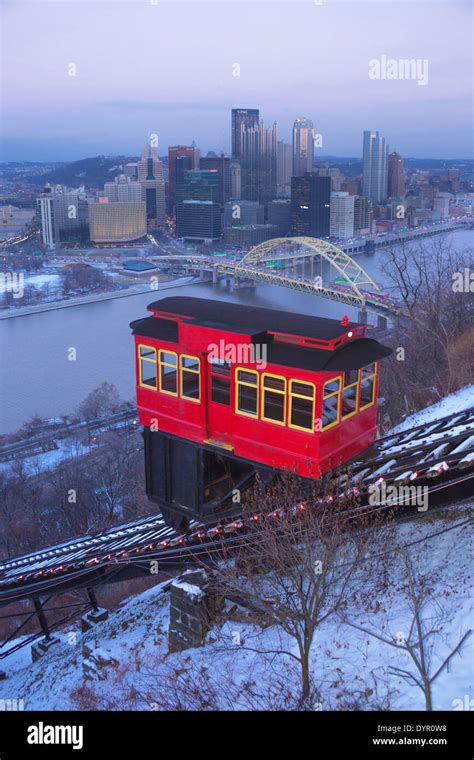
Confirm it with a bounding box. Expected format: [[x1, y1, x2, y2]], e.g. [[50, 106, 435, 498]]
[[131, 297, 391, 528]]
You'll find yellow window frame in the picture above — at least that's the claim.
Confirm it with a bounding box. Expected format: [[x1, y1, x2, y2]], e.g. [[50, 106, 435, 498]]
[[341, 371, 359, 421], [288, 379, 316, 433], [138, 344, 157, 390], [235, 368, 259, 418], [261, 372, 287, 426], [158, 349, 178, 396], [358, 363, 377, 411], [321, 376, 341, 431], [180, 354, 201, 403]]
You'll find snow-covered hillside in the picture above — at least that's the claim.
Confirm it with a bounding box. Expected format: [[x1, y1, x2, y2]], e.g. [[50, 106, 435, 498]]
[[1, 506, 471, 711], [392, 385, 473, 433]]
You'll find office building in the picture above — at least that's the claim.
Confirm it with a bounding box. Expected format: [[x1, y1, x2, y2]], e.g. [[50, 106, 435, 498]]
[[168, 145, 199, 215], [354, 195, 371, 232], [277, 141, 293, 197], [224, 200, 264, 227], [330, 192, 355, 239], [176, 200, 221, 241], [240, 120, 278, 207], [103, 174, 142, 202], [137, 142, 166, 226], [37, 184, 89, 248], [89, 200, 147, 243], [291, 173, 330, 238], [223, 223, 278, 247], [200, 154, 231, 206], [362, 130, 389, 203], [292, 118, 315, 177], [267, 199, 292, 236], [387, 151, 405, 198], [231, 108, 259, 159], [230, 162, 241, 199]]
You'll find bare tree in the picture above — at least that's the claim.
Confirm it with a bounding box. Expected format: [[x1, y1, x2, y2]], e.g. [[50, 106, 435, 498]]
[[339, 543, 470, 711], [77, 382, 122, 425], [204, 474, 392, 706], [380, 238, 474, 424]]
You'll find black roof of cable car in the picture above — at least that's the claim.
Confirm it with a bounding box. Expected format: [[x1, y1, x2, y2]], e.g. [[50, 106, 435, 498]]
[[145, 296, 361, 340], [266, 338, 392, 372]]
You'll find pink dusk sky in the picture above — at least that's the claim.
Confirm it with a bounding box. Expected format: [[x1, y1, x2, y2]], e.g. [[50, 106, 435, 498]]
[[1, 0, 472, 161]]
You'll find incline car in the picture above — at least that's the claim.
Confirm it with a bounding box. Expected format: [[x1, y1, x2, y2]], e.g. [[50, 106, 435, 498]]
[[131, 297, 392, 528]]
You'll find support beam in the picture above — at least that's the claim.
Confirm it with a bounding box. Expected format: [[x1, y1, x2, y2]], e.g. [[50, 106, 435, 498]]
[[33, 597, 51, 641]]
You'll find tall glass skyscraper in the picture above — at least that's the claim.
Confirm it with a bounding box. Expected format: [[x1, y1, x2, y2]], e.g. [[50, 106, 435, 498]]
[[362, 130, 389, 203], [292, 118, 315, 178], [239, 120, 277, 207], [231, 108, 259, 159]]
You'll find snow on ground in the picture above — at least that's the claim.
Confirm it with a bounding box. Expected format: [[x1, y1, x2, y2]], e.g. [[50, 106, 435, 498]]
[[0, 438, 91, 476], [392, 385, 474, 433], [25, 274, 61, 290], [0, 507, 471, 711]]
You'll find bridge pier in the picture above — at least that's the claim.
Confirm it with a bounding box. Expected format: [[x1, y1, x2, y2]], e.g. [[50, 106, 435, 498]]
[[358, 307, 368, 324], [377, 315, 388, 331]]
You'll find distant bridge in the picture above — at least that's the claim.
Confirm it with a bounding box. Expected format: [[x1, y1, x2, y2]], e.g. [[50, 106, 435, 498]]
[[151, 236, 400, 320]]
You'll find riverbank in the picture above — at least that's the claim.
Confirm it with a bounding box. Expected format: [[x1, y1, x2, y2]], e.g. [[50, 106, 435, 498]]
[[0, 274, 204, 319]]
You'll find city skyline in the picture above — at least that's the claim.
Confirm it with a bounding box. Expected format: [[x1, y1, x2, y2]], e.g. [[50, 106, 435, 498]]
[[1, 0, 472, 162]]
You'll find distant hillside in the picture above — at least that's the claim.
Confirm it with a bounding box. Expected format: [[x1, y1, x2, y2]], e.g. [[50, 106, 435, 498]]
[[27, 155, 140, 189]]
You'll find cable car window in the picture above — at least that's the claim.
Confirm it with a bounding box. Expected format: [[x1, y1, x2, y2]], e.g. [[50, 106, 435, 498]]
[[324, 378, 340, 395], [322, 377, 341, 430], [209, 357, 231, 377], [341, 368, 359, 419], [158, 350, 178, 395], [138, 345, 157, 389], [261, 374, 286, 425], [344, 369, 359, 387], [289, 380, 315, 432], [361, 363, 375, 379], [211, 375, 230, 405], [180, 355, 200, 402], [210, 358, 231, 405], [359, 363, 377, 410], [236, 368, 258, 417]]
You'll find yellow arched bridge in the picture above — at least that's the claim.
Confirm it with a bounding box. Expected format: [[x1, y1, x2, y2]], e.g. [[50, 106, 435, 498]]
[[150, 236, 400, 319]]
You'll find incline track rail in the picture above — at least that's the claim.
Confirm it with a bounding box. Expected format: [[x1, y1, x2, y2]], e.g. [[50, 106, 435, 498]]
[[1, 407, 473, 606]]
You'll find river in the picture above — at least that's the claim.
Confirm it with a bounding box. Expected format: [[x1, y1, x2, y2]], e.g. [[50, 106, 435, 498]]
[[0, 230, 472, 434]]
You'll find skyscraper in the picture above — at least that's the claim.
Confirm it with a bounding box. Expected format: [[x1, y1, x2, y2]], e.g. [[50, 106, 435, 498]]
[[103, 174, 142, 202], [291, 173, 330, 238], [200, 153, 231, 206], [137, 142, 166, 226], [330, 192, 355, 239], [387, 151, 405, 198], [277, 141, 293, 197], [231, 108, 259, 159], [176, 170, 221, 240], [354, 195, 371, 232], [240, 121, 277, 207], [292, 118, 315, 178], [362, 131, 389, 203], [37, 185, 57, 249], [37, 184, 88, 248], [168, 145, 199, 215]]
